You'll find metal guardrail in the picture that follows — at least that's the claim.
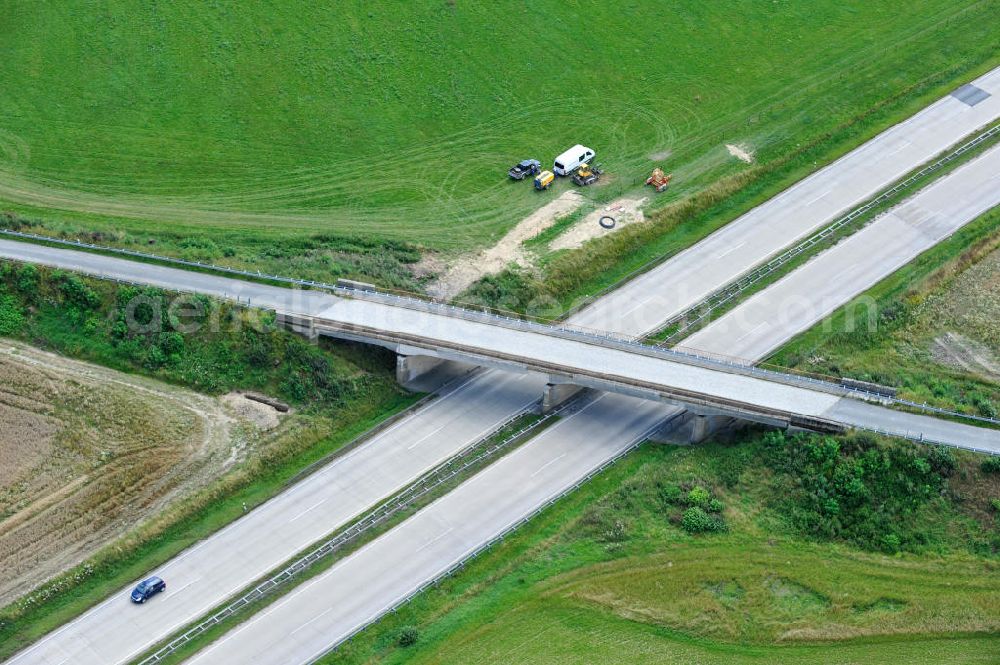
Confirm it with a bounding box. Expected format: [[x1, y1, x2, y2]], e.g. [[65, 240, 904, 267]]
[[849, 422, 1000, 457], [0, 227, 336, 291], [656, 122, 1000, 344], [133, 395, 589, 665], [305, 409, 679, 665]]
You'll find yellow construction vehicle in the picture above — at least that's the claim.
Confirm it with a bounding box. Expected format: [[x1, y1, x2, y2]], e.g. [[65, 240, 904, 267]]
[[572, 162, 603, 186]]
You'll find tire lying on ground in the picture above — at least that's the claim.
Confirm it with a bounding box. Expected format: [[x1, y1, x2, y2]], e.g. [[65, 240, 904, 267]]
[[599, 216, 616, 229]]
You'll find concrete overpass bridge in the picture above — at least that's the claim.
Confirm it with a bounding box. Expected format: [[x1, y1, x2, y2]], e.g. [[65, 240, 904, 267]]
[[0, 238, 998, 453], [284, 284, 1000, 452]]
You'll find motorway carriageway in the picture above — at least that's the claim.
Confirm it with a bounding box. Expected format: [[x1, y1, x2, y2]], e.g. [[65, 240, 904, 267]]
[[5, 66, 1000, 665]]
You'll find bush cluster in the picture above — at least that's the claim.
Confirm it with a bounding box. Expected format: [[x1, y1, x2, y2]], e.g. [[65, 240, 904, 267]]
[[397, 626, 419, 647], [762, 431, 950, 553], [0, 263, 395, 407], [681, 506, 724, 534], [0, 294, 23, 335], [660, 481, 726, 534]]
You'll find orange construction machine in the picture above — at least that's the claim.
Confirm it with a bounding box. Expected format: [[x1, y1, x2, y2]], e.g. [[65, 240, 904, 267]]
[[645, 168, 672, 193]]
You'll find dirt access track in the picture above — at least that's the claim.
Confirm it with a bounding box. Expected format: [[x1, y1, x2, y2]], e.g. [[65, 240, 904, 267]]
[[426, 191, 585, 299], [426, 191, 653, 299], [0, 341, 282, 605]]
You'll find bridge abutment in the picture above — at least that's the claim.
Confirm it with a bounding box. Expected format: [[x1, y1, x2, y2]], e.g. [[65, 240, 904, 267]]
[[275, 312, 318, 341]]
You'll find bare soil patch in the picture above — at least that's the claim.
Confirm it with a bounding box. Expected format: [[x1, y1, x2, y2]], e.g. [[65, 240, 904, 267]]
[[221, 392, 287, 431], [0, 341, 285, 604], [549, 197, 648, 251], [931, 332, 1000, 382], [426, 190, 584, 299], [726, 143, 756, 164]]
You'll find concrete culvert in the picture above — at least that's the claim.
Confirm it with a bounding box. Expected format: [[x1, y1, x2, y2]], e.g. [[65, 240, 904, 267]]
[[599, 215, 616, 229]]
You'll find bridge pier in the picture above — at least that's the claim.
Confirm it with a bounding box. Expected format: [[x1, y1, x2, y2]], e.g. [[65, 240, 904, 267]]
[[396, 355, 475, 392], [541, 383, 584, 414], [651, 412, 738, 444]]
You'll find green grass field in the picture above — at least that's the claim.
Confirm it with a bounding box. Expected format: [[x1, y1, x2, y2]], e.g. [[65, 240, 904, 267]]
[[1, 0, 998, 265]]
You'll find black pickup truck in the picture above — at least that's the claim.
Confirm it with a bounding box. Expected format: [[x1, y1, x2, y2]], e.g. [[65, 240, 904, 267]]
[[508, 159, 541, 180]]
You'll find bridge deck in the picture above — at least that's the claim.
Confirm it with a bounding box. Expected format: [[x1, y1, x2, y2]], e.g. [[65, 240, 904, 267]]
[[0, 238, 997, 452]]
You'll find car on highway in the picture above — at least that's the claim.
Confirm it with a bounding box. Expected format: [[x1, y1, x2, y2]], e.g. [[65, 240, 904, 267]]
[[130, 576, 166, 604]]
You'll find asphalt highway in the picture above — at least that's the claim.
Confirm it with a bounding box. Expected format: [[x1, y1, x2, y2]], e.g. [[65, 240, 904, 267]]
[[188, 393, 673, 665], [180, 75, 1000, 665], [6, 370, 548, 665], [4, 68, 999, 665]]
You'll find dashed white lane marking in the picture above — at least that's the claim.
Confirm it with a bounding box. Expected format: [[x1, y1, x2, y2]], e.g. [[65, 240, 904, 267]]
[[714, 241, 746, 259], [734, 321, 768, 344], [406, 422, 450, 450], [804, 188, 833, 206], [290, 499, 328, 523], [164, 578, 201, 600], [415, 527, 454, 553], [290, 607, 334, 636], [530, 452, 568, 478], [884, 140, 911, 157]]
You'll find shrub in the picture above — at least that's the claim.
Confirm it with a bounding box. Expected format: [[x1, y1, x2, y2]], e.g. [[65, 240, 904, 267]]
[[926, 446, 956, 477], [0, 294, 24, 335], [707, 498, 725, 513], [972, 395, 997, 419], [981, 457, 1000, 474], [602, 519, 629, 544], [15, 264, 38, 294], [159, 332, 185, 356], [765, 432, 947, 552], [56, 273, 101, 309], [0, 211, 30, 231], [462, 268, 539, 313], [990, 498, 1000, 513], [686, 486, 710, 507], [144, 346, 167, 369], [0, 263, 393, 408], [658, 483, 682, 505], [681, 507, 724, 534], [881, 533, 902, 555], [397, 626, 419, 647]]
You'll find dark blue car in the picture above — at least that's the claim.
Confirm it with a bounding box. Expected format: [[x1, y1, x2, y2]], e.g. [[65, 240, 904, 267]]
[[130, 576, 166, 604]]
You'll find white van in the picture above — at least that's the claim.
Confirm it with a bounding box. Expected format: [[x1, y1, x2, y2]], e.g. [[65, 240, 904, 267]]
[[553, 144, 595, 176]]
